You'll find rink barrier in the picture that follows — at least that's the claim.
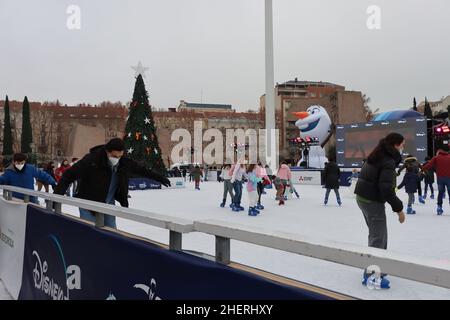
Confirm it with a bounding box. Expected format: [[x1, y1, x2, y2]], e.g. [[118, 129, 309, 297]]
[[195, 220, 450, 289], [1, 186, 193, 251], [2, 185, 450, 291]]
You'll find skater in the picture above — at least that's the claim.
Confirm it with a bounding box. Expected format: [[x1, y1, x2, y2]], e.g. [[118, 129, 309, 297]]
[[355, 133, 406, 289], [246, 164, 262, 216], [349, 169, 360, 197], [397, 166, 420, 214], [230, 162, 246, 211], [55, 159, 72, 196], [54, 138, 170, 229], [255, 162, 268, 210], [182, 168, 187, 182], [219, 164, 234, 208], [191, 165, 203, 190], [422, 156, 435, 200], [323, 158, 342, 206], [397, 154, 425, 204], [36, 161, 56, 193], [275, 161, 291, 205], [55, 159, 71, 183], [0, 153, 56, 203], [69, 158, 80, 196], [422, 146, 450, 215]]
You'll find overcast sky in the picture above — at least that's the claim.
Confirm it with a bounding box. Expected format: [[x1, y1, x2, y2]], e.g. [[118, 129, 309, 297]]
[[1, 0, 449, 112]]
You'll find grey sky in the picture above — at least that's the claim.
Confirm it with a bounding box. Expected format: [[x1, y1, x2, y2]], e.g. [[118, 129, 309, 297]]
[[1, 0, 449, 112]]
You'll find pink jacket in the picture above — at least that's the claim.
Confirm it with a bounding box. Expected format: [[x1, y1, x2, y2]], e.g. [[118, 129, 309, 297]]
[[277, 164, 291, 181], [256, 165, 268, 179]]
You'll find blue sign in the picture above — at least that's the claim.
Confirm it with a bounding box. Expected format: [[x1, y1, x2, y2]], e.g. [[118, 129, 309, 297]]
[[18, 206, 333, 300], [129, 178, 161, 190]]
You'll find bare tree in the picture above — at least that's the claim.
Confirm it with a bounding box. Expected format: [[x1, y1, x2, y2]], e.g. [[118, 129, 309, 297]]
[[362, 94, 379, 122]]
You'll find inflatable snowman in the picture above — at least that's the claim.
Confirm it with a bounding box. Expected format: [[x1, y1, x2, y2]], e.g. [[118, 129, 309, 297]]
[[293, 105, 332, 169]]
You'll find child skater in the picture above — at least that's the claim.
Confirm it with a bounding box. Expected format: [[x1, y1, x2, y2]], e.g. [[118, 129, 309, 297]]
[[397, 166, 419, 214], [246, 164, 262, 216]]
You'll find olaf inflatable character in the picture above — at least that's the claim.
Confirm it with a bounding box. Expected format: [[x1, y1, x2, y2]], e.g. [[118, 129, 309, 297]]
[[293, 105, 332, 169]]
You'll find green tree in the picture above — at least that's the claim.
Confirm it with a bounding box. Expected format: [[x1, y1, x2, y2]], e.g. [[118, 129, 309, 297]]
[[413, 97, 417, 111], [424, 97, 433, 119], [124, 75, 167, 176], [2, 95, 13, 157], [21, 96, 33, 154]]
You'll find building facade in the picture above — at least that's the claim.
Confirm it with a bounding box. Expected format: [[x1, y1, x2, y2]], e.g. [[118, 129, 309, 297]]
[[260, 79, 366, 156]]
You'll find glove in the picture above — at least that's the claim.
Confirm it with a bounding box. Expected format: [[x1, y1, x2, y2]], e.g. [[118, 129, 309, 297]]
[[160, 176, 171, 187]]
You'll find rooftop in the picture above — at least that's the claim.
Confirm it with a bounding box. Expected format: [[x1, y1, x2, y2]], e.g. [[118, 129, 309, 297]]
[[277, 79, 344, 88], [180, 101, 232, 110]]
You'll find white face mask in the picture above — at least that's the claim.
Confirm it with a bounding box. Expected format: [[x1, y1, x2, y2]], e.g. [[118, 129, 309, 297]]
[[109, 157, 120, 166], [15, 164, 25, 171]]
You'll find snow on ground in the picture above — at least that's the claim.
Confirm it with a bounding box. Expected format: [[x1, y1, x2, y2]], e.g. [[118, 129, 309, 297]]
[[58, 181, 450, 300]]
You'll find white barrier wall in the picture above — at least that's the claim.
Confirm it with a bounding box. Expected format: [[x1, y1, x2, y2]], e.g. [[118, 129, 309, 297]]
[[0, 198, 28, 299], [291, 170, 322, 186]]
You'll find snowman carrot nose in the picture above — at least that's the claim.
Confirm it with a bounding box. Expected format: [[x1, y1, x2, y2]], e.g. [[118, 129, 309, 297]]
[[293, 112, 309, 119]]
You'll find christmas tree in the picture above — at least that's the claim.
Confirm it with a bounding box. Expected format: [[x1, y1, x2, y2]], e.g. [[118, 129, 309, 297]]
[[21, 96, 33, 154], [124, 74, 167, 177], [2, 95, 13, 158]]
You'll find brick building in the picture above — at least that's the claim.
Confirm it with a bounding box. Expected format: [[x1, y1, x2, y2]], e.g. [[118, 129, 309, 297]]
[[0, 80, 365, 165], [0, 101, 126, 162]]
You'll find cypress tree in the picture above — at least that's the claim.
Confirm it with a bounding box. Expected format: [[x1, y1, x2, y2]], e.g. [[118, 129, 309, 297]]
[[2, 95, 13, 157], [21, 96, 33, 154], [424, 97, 433, 119]]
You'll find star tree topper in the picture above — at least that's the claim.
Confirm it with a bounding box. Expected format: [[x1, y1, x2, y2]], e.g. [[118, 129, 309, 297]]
[[131, 61, 149, 78]]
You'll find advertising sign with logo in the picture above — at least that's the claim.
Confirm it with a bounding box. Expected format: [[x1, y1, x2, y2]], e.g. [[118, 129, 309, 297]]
[[291, 170, 322, 185], [129, 178, 161, 190], [0, 198, 28, 299], [18, 206, 330, 300]]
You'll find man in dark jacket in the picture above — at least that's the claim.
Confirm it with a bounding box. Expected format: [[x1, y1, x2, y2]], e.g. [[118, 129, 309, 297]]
[[54, 138, 171, 228], [323, 159, 341, 206]]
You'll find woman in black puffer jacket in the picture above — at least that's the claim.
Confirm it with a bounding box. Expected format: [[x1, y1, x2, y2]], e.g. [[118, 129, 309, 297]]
[[355, 133, 406, 251], [355, 133, 406, 289]]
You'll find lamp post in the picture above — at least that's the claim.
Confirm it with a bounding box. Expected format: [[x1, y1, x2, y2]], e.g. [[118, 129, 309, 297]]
[[265, 0, 276, 164]]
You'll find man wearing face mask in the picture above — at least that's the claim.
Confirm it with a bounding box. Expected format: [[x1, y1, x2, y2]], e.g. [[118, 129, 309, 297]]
[[0, 153, 56, 203], [53, 138, 171, 228]]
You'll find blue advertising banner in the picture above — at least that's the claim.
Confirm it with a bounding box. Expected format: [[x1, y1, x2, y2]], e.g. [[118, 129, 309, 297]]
[[18, 205, 333, 300], [129, 178, 161, 190]]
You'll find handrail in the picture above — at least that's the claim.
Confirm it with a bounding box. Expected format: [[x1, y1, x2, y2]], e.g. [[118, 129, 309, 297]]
[[0, 185, 194, 250], [195, 219, 450, 289]]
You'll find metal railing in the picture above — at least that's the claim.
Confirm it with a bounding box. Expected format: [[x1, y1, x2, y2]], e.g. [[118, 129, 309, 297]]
[[0, 185, 193, 251], [2, 185, 450, 290]]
